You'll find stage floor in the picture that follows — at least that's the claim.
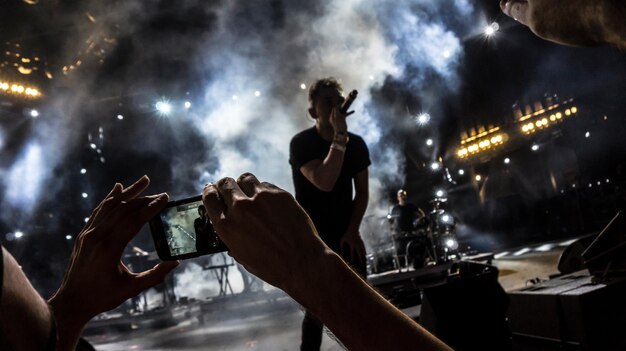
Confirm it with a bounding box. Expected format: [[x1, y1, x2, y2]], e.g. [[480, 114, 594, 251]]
[[85, 239, 572, 351]]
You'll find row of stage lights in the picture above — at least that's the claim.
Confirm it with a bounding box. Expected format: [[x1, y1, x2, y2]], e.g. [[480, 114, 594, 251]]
[[521, 106, 577, 134], [0, 79, 41, 98], [457, 132, 507, 159]]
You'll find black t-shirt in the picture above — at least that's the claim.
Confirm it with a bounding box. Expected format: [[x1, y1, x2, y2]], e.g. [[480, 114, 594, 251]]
[[289, 127, 371, 245], [391, 203, 419, 232]]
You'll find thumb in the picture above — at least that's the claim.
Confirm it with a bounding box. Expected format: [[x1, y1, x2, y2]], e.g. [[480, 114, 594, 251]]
[[134, 261, 180, 292]]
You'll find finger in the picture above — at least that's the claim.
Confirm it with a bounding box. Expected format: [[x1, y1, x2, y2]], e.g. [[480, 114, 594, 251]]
[[203, 183, 226, 224], [133, 261, 180, 294], [216, 177, 246, 211], [119, 194, 169, 244], [84, 183, 123, 229], [345, 110, 355, 117], [237, 173, 261, 198], [120, 175, 151, 201]]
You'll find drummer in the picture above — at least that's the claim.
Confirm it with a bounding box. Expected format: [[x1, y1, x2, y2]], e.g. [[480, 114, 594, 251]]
[[388, 189, 425, 235]]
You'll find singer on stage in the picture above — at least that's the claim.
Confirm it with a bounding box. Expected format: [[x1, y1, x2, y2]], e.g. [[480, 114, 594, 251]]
[[289, 77, 371, 351]]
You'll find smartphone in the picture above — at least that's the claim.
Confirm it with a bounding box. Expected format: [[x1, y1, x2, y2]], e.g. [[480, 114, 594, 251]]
[[149, 195, 227, 260]]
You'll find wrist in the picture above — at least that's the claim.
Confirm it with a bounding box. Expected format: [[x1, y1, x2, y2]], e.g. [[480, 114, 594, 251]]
[[330, 142, 346, 153], [48, 295, 87, 351], [333, 130, 349, 144]]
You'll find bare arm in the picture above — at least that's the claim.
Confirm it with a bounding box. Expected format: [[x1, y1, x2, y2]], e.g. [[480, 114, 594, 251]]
[[0, 247, 53, 351], [299, 147, 346, 192], [501, 0, 626, 48], [340, 168, 369, 263], [202, 173, 451, 351]]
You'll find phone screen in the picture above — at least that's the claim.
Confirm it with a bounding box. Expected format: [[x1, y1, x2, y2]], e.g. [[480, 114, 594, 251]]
[[151, 195, 226, 259]]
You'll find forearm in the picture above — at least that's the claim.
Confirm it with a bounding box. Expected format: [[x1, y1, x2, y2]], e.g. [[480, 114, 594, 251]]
[[346, 191, 368, 235], [310, 148, 345, 192], [289, 251, 451, 351], [48, 297, 85, 351]]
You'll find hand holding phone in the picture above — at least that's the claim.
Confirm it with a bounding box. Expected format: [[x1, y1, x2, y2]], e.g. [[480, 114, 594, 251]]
[[149, 195, 228, 260]]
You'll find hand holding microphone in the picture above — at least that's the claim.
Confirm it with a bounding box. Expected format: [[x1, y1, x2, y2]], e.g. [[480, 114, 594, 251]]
[[339, 90, 358, 115]]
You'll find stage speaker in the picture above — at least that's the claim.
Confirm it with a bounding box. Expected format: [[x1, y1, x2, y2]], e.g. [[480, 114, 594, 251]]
[[557, 233, 597, 275], [420, 262, 511, 351]]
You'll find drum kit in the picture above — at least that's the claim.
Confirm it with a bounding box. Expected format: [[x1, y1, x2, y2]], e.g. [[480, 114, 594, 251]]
[[367, 197, 460, 275]]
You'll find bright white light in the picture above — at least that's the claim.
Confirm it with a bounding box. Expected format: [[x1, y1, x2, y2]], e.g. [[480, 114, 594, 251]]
[[484, 22, 499, 36], [254, 91, 261, 97], [430, 162, 441, 171], [442, 50, 451, 58], [513, 247, 531, 256], [435, 189, 445, 197], [475, 174, 482, 181], [14, 231, 24, 239], [445, 239, 457, 248], [597, 181, 601, 186], [426, 139, 433, 146], [117, 114, 124, 120], [184, 101, 191, 109], [531, 144, 539, 151], [232, 95, 238, 101], [65, 235, 72, 240], [82, 192, 88, 198], [441, 214, 451, 223], [30, 109, 39, 117], [89, 143, 96, 149], [535, 244, 555, 252], [416, 113, 430, 125], [80, 168, 87, 174], [504, 157, 510, 164], [585, 131, 590, 138], [494, 251, 510, 259], [458, 169, 465, 175], [84, 217, 90, 223], [155, 101, 172, 115], [369, 75, 374, 80], [300, 83, 306, 90], [606, 179, 610, 183]]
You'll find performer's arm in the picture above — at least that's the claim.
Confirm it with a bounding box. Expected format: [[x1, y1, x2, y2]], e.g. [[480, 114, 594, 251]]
[[299, 139, 346, 192], [340, 169, 368, 261], [299, 105, 349, 192], [202, 174, 451, 351]]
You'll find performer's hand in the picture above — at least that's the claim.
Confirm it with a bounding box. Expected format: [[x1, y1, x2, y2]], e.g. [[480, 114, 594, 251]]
[[340, 230, 366, 266], [330, 104, 350, 136], [48, 176, 179, 349], [202, 173, 331, 293], [500, 0, 619, 47]]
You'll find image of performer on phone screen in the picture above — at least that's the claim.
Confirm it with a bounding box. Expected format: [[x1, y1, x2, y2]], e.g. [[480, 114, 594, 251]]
[[194, 205, 214, 252]]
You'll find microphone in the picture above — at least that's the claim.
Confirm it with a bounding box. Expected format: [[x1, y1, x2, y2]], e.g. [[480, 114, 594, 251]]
[[339, 90, 358, 114]]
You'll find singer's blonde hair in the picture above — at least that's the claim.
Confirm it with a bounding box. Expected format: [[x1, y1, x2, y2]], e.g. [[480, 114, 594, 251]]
[[308, 77, 343, 106]]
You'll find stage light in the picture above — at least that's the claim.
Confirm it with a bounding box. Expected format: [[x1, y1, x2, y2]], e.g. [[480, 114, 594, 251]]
[[184, 101, 191, 109], [531, 144, 539, 151], [369, 75, 374, 80], [232, 95, 238, 101], [504, 157, 510, 164], [435, 189, 445, 197], [82, 193, 88, 198], [444, 237, 459, 250], [571, 106, 578, 114], [550, 114, 556, 121], [585, 131, 590, 138], [475, 174, 482, 181], [300, 83, 306, 90], [441, 214, 452, 224], [565, 109, 571, 116], [606, 179, 610, 183], [556, 112, 562, 119], [442, 50, 451, 58], [84, 217, 89, 223], [430, 162, 441, 171], [65, 235, 72, 240], [484, 22, 499, 36], [155, 100, 172, 115], [80, 168, 87, 174], [89, 143, 96, 149], [597, 181, 601, 186], [416, 113, 430, 125], [426, 138, 433, 146], [458, 169, 465, 175], [117, 114, 124, 120], [14, 231, 24, 239], [30, 109, 39, 117], [513, 247, 531, 256], [254, 91, 261, 97]]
